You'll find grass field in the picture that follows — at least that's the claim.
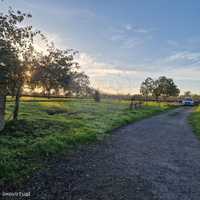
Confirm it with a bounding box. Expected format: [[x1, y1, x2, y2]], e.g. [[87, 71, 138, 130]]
[[0, 97, 175, 188], [190, 106, 200, 139]]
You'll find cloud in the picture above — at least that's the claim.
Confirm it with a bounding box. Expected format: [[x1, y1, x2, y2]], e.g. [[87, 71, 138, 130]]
[[122, 38, 144, 49], [76, 52, 145, 94], [76, 51, 200, 94], [78, 51, 200, 77], [110, 33, 145, 49], [124, 24, 154, 33], [158, 51, 200, 67], [125, 24, 132, 31], [110, 24, 154, 49], [168, 52, 200, 62], [77, 52, 141, 76], [168, 67, 200, 81], [36, 31, 200, 94], [166, 37, 200, 52]]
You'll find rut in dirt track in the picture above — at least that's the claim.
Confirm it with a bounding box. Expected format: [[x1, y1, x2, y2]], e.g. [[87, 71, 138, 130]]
[[22, 107, 200, 200]]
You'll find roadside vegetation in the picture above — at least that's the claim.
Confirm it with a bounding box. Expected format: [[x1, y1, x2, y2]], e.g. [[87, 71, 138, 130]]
[[190, 106, 200, 139], [0, 8, 91, 131], [0, 98, 175, 188]]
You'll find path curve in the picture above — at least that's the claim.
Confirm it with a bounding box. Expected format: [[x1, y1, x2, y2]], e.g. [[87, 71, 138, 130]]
[[24, 107, 200, 200]]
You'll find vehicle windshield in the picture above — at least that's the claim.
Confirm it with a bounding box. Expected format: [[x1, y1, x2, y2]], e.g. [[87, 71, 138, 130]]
[[185, 98, 193, 101]]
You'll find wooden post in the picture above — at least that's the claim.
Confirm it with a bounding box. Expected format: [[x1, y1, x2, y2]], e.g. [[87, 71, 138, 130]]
[[129, 97, 134, 109]]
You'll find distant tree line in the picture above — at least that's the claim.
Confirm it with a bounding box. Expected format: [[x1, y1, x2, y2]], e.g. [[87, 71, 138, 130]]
[[0, 8, 91, 131], [140, 76, 180, 101]]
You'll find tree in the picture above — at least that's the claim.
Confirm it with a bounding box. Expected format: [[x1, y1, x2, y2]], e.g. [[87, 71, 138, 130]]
[[140, 77, 154, 100], [30, 46, 89, 97], [0, 40, 19, 130], [0, 7, 90, 129], [8, 12, 41, 121], [0, 7, 43, 126], [0, 8, 28, 128], [12, 46, 39, 120], [184, 91, 192, 97], [152, 76, 180, 100], [69, 72, 90, 96]]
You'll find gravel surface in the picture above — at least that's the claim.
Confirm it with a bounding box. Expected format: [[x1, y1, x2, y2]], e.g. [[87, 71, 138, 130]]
[[14, 107, 200, 199]]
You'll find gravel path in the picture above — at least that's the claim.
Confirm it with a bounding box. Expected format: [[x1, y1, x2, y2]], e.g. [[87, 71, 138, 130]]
[[22, 107, 200, 200]]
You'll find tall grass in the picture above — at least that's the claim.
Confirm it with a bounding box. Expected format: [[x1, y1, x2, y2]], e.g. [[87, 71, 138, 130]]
[[190, 106, 200, 139]]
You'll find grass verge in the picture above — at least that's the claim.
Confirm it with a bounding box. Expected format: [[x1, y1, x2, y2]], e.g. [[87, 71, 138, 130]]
[[0, 98, 176, 188], [189, 106, 200, 139]]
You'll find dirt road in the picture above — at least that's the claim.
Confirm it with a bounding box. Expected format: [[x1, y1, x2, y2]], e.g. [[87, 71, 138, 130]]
[[23, 107, 200, 200]]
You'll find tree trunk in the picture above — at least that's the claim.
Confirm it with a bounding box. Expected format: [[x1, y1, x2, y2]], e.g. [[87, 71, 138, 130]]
[[47, 90, 51, 99], [0, 95, 6, 131], [13, 86, 21, 121]]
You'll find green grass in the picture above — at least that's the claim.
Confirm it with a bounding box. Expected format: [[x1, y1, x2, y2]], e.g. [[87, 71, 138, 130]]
[[190, 106, 200, 139], [0, 98, 175, 187]]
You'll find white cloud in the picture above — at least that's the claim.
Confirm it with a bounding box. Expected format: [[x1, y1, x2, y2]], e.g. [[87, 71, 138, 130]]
[[125, 24, 132, 31], [110, 33, 145, 49], [168, 67, 200, 80], [34, 31, 200, 94], [110, 24, 154, 49], [77, 53, 141, 76], [167, 51, 200, 62], [76, 51, 200, 94], [76, 52, 145, 94], [125, 24, 153, 33], [157, 51, 200, 67], [122, 38, 144, 49]]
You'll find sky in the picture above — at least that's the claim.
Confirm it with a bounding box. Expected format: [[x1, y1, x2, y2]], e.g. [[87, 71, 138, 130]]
[[1, 0, 200, 94]]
